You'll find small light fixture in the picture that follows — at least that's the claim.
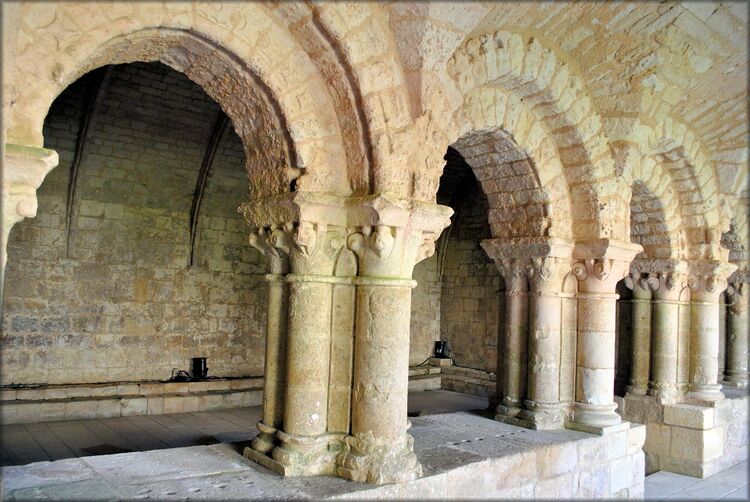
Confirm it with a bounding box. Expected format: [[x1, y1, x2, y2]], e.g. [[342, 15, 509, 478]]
[[191, 357, 208, 380], [434, 341, 450, 359]]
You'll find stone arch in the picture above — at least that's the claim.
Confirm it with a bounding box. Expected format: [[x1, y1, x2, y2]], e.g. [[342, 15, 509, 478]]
[[451, 124, 572, 241], [6, 2, 358, 197], [437, 31, 618, 240], [620, 153, 686, 260], [648, 118, 726, 259]]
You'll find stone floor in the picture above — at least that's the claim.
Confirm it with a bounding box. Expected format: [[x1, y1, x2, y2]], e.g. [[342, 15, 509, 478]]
[[644, 461, 749, 500], [0, 389, 487, 466], [2, 389, 747, 499]]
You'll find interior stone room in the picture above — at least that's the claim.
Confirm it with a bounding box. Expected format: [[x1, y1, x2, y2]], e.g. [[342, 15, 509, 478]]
[[1, 1, 747, 499]]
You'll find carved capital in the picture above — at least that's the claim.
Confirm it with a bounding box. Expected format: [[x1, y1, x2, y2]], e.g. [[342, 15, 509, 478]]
[[630, 259, 689, 301], [241, 192, 452, 279], [726, 282, 749, 314], [3, 143, 59, 268], [527, 256, 570, 292], [572, 239, 641, 294], [248, 225, 292, 274], [688, 260, 736, 302]]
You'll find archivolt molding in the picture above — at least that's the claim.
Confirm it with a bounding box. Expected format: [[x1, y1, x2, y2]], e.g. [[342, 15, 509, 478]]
[[646, 117, 731, 260], [6, 1, 358, 197], [441, 31, 624, 241]]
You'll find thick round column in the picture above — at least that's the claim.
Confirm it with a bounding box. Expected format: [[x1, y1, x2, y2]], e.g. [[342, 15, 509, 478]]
[[574, 290, 621, 426], [648, 268, 686, 404], [569, 244, 640, 431], [688, 297, 722, 401], [272, 275, 334, 470], [686, 262, 735, 403], [251, 274, 289, 453], [627, 277, 652, 395], [499, 265, 528, 412], [521, 255, 569, 428], [650, 297, 681, 402], [724, 282, 748, 387], [338, 278, 421, 484]]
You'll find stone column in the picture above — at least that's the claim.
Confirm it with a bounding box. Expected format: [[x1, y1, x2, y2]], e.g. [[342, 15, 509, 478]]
[[723, 272, 748, 388], [248, 227, 291, 454], [1, 144, 58, 304], [569, 239, 642, 430], [686, 261, 736, 403], [623, 270, 655, 396], [337, 200, 451, 485], [647, 261, 688, 404], [520, 246, 572, 428], [271, 221, 344, 475], [718, 293, 727, 382], [495, 258, 528, 416]]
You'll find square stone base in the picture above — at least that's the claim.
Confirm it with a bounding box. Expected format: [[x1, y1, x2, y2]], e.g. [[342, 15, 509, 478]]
[[618, 390, 748, 478]]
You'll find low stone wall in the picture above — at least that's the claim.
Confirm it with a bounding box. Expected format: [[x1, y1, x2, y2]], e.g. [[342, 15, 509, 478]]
[[332, 413, 646, 499], [439, 365, 496, 397], [617, 390, 749, 478], [0, 377, 263, 424]]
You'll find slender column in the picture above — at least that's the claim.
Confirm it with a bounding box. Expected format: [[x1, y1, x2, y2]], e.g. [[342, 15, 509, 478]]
[[724, 274, 748, 387], [270, 222, 343, 475], [248, 228, 291, 454], [718, 293, 727, 382], [496, 259, 528, 416], [338, 204, 451, 485], [686, 261, 736, 403], [569, 239, 641, 430], [648, 262, 688, 404], [624, 273, 655, 395], [521, 252, 571, 428]]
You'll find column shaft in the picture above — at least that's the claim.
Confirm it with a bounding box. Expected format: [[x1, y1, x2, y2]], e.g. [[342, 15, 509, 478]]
[[650, 299, 680, 402], [500, 270, 528, 412], [627, 280, 652, 395], [338, 280, 421, 484], [251, 274, 289, 453], [282, 279, 333, 436], [688, 299, 722, 400], [723, 282, 748, 387], [574, 291, 620, 426]]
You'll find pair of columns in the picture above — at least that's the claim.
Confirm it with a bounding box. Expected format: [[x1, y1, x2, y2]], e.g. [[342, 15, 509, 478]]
[[625, 260, 744, 406], [242, 193, 451, 485], [485, 237, 643, 431]]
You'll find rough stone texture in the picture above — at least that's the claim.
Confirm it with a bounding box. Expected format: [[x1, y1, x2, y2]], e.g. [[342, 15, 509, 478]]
[[2, 63, 266, 386], [620, 390, 748, 478], [1, 0, 748, 492], [1, 413, 646, 500]]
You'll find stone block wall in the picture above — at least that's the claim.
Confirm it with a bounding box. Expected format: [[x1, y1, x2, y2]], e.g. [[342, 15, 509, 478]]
[[439, 183, 502, 373], [1, 62, 267, 386], [619, 392, 748, 478], [410, 255, 441, 365]]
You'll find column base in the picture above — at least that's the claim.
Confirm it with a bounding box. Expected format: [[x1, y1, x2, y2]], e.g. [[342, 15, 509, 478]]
[[723, 370, 749, 388], [494, 402, 523, 423], [568, 402, 621, 430], [566, 418, 630, 436], [626, 383, 649, 396], [515, 400, 565, 430], [646, 384, 680, 405], [249, 421, 278, 454], [337, 431, 422, 485], [687, 384, 724, 404], [249, 431, 343, 477]]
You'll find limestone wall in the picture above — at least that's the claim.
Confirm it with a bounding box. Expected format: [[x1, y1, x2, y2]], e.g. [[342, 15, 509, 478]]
[[1, 62, 266, 386], [410, 255, 441, 365], [439, 183, 502, 373]]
